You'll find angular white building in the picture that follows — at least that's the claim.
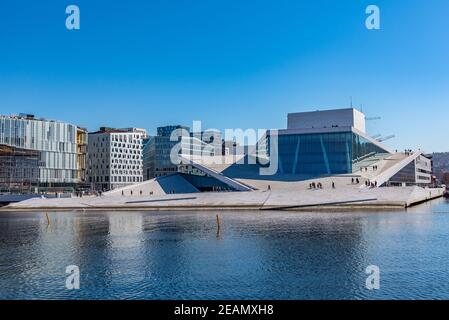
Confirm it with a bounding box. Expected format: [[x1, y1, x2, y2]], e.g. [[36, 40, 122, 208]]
[[177, 108, 434, 189], [87, 127, 147, 191]]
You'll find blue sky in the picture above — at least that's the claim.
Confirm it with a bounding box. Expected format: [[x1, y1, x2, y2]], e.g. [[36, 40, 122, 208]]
[[0, 0, 448, 152]]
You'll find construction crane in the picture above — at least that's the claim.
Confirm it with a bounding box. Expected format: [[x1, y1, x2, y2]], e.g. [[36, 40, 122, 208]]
[[366, 116, 381, 121], [371, 134, 382, 139], [376, 135, 396, 142]]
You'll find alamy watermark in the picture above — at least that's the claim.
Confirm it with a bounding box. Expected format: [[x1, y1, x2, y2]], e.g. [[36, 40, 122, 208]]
[[167, 121, 279, 176], [365, 265, 380, 290], [64, 5, 381, 32], [65, 265, 80, 290], [66, 5, 80, 30], [365, 5, 381, 30]]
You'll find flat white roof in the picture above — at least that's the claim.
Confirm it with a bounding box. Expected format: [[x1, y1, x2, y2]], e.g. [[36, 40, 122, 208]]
[[287, 108, 366, 133]]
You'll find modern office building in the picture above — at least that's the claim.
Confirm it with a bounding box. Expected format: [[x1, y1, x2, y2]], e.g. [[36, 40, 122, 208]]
[[0, 114, 87, 192], [143, 125, 190, 179], [143, 125, 228, 180], [222, 140, 246, 156], [191, 129, 222, 156], [87, 127, 146, 191], [177, 133, 222, 177], [141, 130, 199, 180]]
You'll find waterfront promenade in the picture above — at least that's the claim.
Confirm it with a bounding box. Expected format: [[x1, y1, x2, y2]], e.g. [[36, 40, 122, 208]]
[[1, 180, 444, 211]]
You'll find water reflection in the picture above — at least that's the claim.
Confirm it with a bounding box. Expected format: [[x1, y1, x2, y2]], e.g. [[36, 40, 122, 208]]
[[1, 198, 449, 299]]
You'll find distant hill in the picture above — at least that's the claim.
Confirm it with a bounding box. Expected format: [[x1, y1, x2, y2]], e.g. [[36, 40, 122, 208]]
[[432, 152, 449, 181]]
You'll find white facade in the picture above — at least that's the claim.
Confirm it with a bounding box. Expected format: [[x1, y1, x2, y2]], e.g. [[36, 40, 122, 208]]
[[415, 155, 432, 185], [0, 114, 80, 185], [287, 108, 366, 133], [87, 128, 146, 191]]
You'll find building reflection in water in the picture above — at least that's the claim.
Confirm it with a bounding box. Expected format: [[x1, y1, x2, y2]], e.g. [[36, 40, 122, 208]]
[[2, 201, 449, 299]]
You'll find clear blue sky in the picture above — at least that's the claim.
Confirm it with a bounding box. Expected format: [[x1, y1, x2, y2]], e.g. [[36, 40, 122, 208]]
[[1, 0, 448, 152]]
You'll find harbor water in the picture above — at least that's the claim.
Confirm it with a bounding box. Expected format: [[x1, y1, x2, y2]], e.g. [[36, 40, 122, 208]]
[[1, 198, 449, 299]]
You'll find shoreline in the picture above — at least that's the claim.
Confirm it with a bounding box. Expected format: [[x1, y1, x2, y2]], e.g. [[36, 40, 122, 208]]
[[1, 186, 444, 213], [0, 191, 443, 213]]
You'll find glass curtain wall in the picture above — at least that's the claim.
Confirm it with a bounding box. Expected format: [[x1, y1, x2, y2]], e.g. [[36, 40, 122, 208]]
[[268, 131, 390, 175]]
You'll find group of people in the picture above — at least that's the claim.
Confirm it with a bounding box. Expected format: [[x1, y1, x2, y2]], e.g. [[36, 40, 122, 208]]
[[309, 182, 323, 189], [360, 165, 379, 172], [74, 191, 85, 197], [309, 182, 335, 189], [365, 180, 377, 188], [121, 190, 148, 196], [309, 178, 377, 189]]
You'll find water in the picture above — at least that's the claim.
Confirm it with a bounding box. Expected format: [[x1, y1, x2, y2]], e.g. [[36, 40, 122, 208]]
[[1, 198, 449, 300]]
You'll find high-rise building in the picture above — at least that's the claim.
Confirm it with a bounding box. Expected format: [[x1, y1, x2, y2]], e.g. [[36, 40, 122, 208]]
[[0, 114, 87, 192], [87, 127, 146, 191], [143, 125, 190, 179], [143, 125, 225, 180], [191, 129, 222, 156]]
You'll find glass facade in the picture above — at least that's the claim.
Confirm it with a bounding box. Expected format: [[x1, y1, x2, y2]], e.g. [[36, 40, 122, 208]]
[[267, 131, 390, 175], [388, 162, 416, 185], [143, 125, 223, 180], [144, 126, 187, 179], [144, 135, 180, 179], [157, 125, 190, 137], [0, 144, 40, 193]]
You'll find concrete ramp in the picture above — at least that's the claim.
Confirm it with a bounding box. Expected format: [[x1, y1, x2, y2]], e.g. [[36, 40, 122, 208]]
[[2, 185, 444, 211], [104, 174, 199, 197], [179, 155, 254, 191]]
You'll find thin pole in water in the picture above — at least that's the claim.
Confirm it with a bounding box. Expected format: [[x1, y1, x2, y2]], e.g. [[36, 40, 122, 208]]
[[216, 214, 221, 237]]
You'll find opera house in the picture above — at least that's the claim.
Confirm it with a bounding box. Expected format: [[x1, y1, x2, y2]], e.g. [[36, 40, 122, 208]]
[[3, 108, 444, 211]]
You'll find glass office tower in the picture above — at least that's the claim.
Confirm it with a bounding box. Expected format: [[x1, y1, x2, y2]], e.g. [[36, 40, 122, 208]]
[[143, 125, 190, 179]]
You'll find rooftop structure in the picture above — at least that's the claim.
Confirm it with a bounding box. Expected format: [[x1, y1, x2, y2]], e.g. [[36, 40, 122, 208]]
[[287, 108, 366, 132]]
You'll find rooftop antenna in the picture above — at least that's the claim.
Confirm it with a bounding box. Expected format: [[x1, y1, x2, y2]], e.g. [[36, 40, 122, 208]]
[[350, 96, 353, 108]]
